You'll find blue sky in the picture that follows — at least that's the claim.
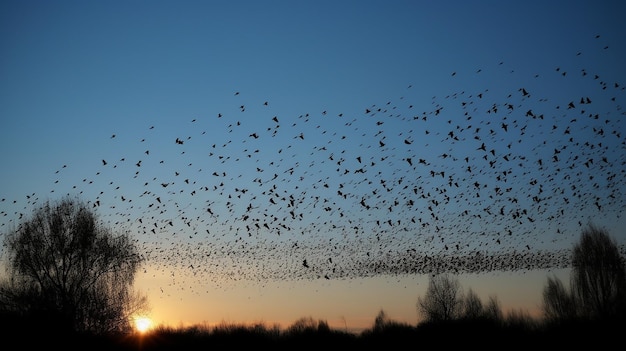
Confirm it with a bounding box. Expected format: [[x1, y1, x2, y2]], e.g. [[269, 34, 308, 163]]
[[1, 0, 625, 330]]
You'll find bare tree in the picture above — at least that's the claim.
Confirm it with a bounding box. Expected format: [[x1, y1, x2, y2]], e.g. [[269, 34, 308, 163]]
[[571, 223, 626, 321], [541, 223, 626, 323], [461, 288, 484, 320], [417, 273, 463, 323], [373, 309, 391, 332], [0, 196, 148, 333], [542, 275, 577, 322], [285, 316, 330, 334], [483, 295, 503, 321], [460, 289, 502, 323]]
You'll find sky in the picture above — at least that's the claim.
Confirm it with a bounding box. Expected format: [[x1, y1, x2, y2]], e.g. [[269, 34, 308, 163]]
[[1, 0, 625, 332]]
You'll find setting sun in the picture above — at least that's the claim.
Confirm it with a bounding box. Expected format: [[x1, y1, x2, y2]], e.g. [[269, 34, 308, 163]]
[[134, 316, 153, 333]]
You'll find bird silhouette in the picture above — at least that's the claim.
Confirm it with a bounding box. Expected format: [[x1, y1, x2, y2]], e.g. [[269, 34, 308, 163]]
[[4, 32, 623, 289]]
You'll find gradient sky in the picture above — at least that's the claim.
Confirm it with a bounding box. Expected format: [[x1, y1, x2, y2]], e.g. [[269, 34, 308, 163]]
[[1, 0, 625, 332]]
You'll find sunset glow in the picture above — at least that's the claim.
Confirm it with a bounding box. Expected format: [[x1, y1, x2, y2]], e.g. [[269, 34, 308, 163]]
[[134, 316, 153, 334], [1, 0, 625, 334]]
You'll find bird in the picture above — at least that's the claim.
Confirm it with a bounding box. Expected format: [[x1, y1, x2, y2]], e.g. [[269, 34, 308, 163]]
[[7, 33, 621, 290]]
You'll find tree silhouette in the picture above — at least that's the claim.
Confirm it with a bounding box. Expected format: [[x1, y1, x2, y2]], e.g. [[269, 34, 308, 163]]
[[542, 275, 577, 322], [461, 288, 487, 320], [542, 223, 626, 323], [373, 309, 390, 332], [0, 196, 147, 334], [417, 273, 463, 323], [483, 295, 503, 321], [284, 316, 331, 335], [571, 223, 626, 321]]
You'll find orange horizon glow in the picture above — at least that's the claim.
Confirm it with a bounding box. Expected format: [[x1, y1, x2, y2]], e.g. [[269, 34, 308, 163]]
[[134, 316, 153, 334]]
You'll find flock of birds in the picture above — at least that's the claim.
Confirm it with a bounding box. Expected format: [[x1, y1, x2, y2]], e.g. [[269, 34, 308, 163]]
[[1, 34, 625, 293]]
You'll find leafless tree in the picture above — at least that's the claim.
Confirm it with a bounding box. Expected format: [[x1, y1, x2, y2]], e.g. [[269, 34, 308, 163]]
[[0, 196, 148, 333], [461, 288, 484, 320], [542, 223, 626, 322], [460, 289, 502, 322], [571, 223, 626, 321], [285, 316, 330, 334], [483, 295, 503, 321], [542, 275, 577, 322], [417, 273, 463, 323], [373, 309, 391, 332]]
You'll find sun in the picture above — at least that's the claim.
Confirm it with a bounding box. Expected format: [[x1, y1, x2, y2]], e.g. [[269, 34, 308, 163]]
[[133, 316, 153, 333]]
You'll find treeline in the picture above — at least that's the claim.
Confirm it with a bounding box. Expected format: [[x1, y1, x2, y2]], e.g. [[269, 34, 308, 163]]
[[1, 198, 624, 349], [4, 307, 622, 350]]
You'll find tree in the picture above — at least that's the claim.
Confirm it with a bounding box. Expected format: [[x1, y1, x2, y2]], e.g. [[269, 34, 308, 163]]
[[541, 223, 626, 323], [461, 288, 484, 320], [542, 275, 577, 322], [371, 309, 409, 332], [417, 273, 463, 323], [571, 223, 626, 321], [373, 309, 391, 332], [483, 295, 503, 321], [459, 289, 502, 322], [285, 316, 330, 334], [0, 196, 148, 334]]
